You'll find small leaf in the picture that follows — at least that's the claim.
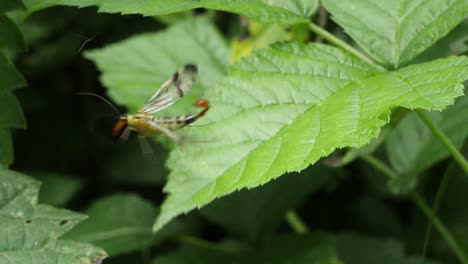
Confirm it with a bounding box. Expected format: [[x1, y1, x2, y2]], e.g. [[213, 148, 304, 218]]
[[0, 169, 107, 264], [337, 234, 438, 264], [85, 16, 229, 115], [200, 164, 334, 240], [322, 0, 467, 68], [24, 0, 319, 24], [386, 94, 468, 192], [154, 42, 468, 231], [154, 233, 341, 264], [63, 193, 181, 256], [0, 14, 25, 51]]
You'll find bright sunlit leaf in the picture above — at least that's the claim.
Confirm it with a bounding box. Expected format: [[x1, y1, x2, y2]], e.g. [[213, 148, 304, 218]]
[[154, 43, 467, 231]]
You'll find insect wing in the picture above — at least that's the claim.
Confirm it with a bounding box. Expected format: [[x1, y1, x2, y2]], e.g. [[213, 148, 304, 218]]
[[139, 64, 198, 114]]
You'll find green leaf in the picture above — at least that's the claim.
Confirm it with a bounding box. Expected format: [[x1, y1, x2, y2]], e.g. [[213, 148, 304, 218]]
[[337, 234, 438, 264], [0, 0, 25, 13], [0, 129, 13, 167], [63, 193, 181, 257], [0, 51, 26, 91], [154, 42, 468, 231], [200, 164, 334, 240], [24, 0, 319, 24], [85, 16, 229, 115], [0, 14, 25, 51], [0, 169, 107, 263], [322, 0, 467, 68], [27, 170, 84, 207], [154, 233, 341, 264], [386, 94, 468, 192]]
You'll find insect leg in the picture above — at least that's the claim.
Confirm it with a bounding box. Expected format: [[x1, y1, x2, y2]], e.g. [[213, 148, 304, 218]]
[[145, 119, 182, 143], [119, 127, 132, 141], [138, 135, 153, 155]]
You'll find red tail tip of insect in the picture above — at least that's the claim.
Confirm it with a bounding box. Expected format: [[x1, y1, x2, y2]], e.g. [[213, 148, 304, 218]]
[[194, 99, 209, 108]]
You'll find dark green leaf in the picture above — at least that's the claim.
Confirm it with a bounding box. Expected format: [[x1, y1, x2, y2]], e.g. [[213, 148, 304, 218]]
[[0, 128, 13, 167], [63, 193, 182, 256], [337, 234, 438, 264], [200, 164, 334, 240], [386, 94, 468, 192], [0, 14, 25, 51], [322, 0, 467, 68], [0, 52, 26, 91], [154, 233, 341, 264], [27, 170, 84, 207], [0, 169, 107, 263], [0, 0, 25, 13]]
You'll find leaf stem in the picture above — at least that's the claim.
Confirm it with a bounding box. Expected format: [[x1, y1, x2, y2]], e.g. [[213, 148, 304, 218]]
[[422, 161, 456, 257], [415, 109, 468, 174], [285, 210, 308, 234], [308, 22, 375, 65], [411, 191, 468, 264], [361, 155, 468, 264]]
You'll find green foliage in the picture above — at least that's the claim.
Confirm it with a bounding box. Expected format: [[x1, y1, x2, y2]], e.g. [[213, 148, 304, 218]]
[[154, 233, 341, 264], [155, 45, 467, 230], [386, 94, 468, 192], [63, 194, 181, 256], [322, 0, 467, 68], [24, 0, 320, 24], [3, 0, 468, 263], [0, 169, 107, 263]]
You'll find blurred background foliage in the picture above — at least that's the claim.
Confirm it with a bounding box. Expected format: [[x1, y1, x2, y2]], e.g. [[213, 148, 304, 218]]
[[5, 4, 468, 264]]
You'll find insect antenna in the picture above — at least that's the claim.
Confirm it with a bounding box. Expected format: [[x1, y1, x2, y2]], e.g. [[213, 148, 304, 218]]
[[77, 92, 122, 119]]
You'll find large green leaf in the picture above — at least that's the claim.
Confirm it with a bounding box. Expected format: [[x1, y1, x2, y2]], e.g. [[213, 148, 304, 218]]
[[0, 169, 107, 263], [386, 94, 468, 192], [153, 42, 468, 231], [0, 0, 25, 13], [153, 233, 341, 264], [63, 194, 177, 256], [200, 164, 334, 240], [24, 0, 319, 24], [322, 0, 467, 68], [85, 16, 229, 115]]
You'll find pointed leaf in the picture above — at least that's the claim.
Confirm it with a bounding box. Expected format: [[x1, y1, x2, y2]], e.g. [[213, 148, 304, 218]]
[[85, 16, 228, 115], [0, 169, 107, 264], [24, 0, 319, 24], [386, 94, 468, 192], [322, 0, 467, 68], [153, 42, 468, 231]]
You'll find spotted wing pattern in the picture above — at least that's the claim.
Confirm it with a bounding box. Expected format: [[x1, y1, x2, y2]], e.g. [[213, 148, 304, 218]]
[[139, 64, 198, 114]]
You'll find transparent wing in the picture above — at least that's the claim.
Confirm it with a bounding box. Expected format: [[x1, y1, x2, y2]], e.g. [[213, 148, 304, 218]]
[[139, 64, 198, 114]]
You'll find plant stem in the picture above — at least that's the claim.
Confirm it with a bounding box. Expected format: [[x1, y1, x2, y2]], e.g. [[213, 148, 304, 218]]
[[411, 191, 468, 264], [361, 155, 398, 179], [422, 161, 456, 257], [285, 210, 308, 234], [361, 155, 468, 264], [415, 109, 468, 174], [308, 22, 375, 65]]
